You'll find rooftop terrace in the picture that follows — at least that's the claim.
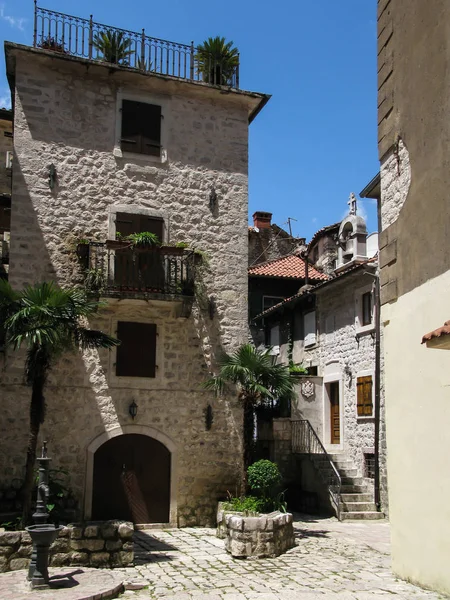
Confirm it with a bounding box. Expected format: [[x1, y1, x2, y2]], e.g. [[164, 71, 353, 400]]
[[33, 3, 240, 88]]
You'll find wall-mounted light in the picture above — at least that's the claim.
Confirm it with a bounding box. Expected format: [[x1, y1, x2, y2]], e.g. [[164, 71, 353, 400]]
[[48, 164, 57, 190], [204, 404, 213, 430], [129, 400, 138, 419], [209, 187, 217, 211]]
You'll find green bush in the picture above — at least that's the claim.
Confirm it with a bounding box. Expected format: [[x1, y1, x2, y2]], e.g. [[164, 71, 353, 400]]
[[248, 460, 282, 496], [222, 495, 263, 514]]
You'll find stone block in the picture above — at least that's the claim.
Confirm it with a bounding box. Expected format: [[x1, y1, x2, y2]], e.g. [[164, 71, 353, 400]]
[[0, 532, 20, 546], [50, 553, 71, 567], [119, 551, 133, 566], [51, 538, 70, 553], [122, 541, 133, 552], [0, 556, 8, 572], [58, 527, 70, 538], [21, 532, 32, 544], [106, 540, 122, 551], [13, 544, 32, 558], [70, 552, 89, 565], [68, 526, 83, 540], [228, 516, 244, 531], [9, 558, 29, 570], [89, 552, 110, 567], [84, 525, 99, 538], [118, 522, 134, 539], [0, 546, 14, 557], [101, 521, 118, 540], [71, 539, 105, 552]]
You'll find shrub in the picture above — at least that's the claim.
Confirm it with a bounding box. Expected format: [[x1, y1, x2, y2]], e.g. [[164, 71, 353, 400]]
[[248, 460, 282, 497], [222, 495, 263, 514]]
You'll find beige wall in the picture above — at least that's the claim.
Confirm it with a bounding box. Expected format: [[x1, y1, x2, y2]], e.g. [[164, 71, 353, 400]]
[[0, 47, 259, 525], [382, 271, 450, 594]]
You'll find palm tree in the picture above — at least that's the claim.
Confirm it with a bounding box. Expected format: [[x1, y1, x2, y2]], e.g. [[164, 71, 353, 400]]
[[203, 344, 296, 485], [0, 280, 119, 524], [93, 29, 134, 65], [195, 36, 239, 86]]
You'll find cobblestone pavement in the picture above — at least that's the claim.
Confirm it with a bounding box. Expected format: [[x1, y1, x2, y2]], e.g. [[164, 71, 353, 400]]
[[116, 514, 447, 600]]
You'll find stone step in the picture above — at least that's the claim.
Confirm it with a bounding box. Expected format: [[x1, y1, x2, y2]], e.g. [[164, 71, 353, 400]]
[[340, 493, 373, 503], [341, 476, 364, 486], [340, 484, 368, 493], [337, 468, 359, 478], [340, 511, 385, 521], [340, 501, 377, 512]]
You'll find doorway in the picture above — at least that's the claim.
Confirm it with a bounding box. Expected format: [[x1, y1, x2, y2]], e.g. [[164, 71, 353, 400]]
[[92, 433, 171, 523], [328, 381, 340, 445]]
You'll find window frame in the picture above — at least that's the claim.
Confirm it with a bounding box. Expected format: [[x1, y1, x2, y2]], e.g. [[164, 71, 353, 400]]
[[355, 284, 375, 335], [262, 295, 284, 313], [109, 318, 164, 388], [115, 321, 157, 378], [356, 370, 374, 418], [304, 310, 317, 348], [114, 91, 169, 164]]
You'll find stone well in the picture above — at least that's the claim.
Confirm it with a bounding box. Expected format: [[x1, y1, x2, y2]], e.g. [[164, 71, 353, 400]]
[[217, 504, 295, 558]]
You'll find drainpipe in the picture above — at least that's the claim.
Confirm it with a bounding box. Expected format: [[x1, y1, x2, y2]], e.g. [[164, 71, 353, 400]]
[[373, 271, 381, 511], [303, 252, 309, 286]]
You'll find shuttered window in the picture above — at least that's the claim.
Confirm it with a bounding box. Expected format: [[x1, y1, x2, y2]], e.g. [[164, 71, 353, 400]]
[[357, 375, 373, 416], [121, 100, 161, 156], [304, 311, 316, 347], [115, 212, 164, 241], [362, 291, 373, 326], [116, 322, 157, 378]]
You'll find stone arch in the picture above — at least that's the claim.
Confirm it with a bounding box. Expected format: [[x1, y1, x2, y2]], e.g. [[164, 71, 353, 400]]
[[84, 425, 177, 524]]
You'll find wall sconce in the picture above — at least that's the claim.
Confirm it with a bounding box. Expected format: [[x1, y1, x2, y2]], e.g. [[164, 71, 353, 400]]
[[209, 187, 217, 211], [48, 164, 57, 190], [204, 404, 213, 430], [129, 400, 138, 419], [208, 296, 216, 320]]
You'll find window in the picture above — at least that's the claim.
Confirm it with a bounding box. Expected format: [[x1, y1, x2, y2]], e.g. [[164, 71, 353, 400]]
[[121, 100, 161, 157], [304, 310, 316, 347], [263, 296, 284, 313], [115, 212, 164, 240], [116, 322, 157, 377], [364, 453, 375, 479], [357, 375, 373, 416], [362, 291, 373, 326]]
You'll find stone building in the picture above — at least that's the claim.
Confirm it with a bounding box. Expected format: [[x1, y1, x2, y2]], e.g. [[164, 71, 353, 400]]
[[0, 8, 269, 526], [376, 0, 450, 594], [253, 200, 386, 519], [248, 211, 304, 267], [0, 108, 12, 280]]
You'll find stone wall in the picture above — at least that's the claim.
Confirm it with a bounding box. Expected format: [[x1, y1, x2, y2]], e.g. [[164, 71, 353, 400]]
[[0, 47, 254, 526], [0, 520, 134, 572], [223, 511, 295, 559]]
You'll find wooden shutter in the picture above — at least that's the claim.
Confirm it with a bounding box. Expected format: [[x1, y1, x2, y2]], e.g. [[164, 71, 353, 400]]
[[116, 322, 157, 377], [357, 376, 373, 416], [120, 100, 161, 156]]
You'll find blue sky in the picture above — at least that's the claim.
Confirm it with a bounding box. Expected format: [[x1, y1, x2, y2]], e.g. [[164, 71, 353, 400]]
[[0, 0, 378, 241]]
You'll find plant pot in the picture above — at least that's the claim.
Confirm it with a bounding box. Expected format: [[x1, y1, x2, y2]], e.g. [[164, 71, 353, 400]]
[[160, 245, 187, 256], [105, 239, 132, 250]]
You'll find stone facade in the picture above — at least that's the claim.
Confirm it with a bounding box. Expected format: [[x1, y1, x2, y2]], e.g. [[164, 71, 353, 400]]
[[380, 139, 411, 231], [0, 44, 268, 526], [0, 520, 134, 572]]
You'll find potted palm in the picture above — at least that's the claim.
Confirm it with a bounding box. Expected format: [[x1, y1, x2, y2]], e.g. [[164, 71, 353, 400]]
[[195, 37, 239, 86], [93, 29, 134, 65]]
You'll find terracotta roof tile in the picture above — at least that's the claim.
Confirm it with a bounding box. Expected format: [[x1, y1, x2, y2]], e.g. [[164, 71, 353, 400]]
[[421, 321, 450, 344], [248, 254, 329, 281]]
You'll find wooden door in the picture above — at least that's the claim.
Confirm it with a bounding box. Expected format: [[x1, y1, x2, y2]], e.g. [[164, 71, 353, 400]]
[[329, 382, 340, 444], [114, 213, 164, 290], [92, 434, 171, 523]]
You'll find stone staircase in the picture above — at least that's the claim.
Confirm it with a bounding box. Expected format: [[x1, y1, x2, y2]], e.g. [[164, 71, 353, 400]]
[[311, 453, 384, 521]]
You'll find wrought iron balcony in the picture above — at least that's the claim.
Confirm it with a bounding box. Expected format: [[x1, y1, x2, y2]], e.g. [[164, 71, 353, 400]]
[[33, 3, 240, 88], [79, 242, 196, 299]]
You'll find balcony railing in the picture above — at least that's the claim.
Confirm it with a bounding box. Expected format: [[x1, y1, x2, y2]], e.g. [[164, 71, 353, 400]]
[[33, 3, 240, 88], [80, 242, 196, 299]]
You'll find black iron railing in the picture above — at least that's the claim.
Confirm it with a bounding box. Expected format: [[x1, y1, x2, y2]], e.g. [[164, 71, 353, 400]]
[[33, 3, 239, 88], [81, 242, 196, 298], [292, 419, 342, 519]]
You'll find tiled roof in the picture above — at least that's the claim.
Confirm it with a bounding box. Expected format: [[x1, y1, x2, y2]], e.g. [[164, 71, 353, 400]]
[[248, 254, 329, 281], [421, 321, 450, 344]]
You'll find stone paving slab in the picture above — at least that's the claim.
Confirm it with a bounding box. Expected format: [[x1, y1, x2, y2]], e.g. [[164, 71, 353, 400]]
[[117, 515, 447, 600], [0, 567, 124, 600]]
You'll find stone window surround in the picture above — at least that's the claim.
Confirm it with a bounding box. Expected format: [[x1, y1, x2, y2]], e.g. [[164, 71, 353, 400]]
[[355, 369, 375, 420], [355, 283, 375, 336], [113, 89, 170, 164], [108, 316, 164, 388], [84, 424, 178, 524], [107, 204, 169, 243], [322, 362, 344, 452]]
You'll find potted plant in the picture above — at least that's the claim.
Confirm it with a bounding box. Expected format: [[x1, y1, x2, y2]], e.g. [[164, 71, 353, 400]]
[[93, 29, 134, 65], [195, 37, 239, 86], [38, 36, 67, 53]]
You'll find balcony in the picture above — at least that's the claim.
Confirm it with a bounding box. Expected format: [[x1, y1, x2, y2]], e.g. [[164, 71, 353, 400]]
[[33, 4, 240, 88], [79, 242, 196, 305]]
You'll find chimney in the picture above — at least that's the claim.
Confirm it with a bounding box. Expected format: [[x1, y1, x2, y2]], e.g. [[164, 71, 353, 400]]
[[253, 211, 272, 229]]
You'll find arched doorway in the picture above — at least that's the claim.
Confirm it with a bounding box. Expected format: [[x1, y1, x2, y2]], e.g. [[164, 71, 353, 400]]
[[92, 434, 171, 523]]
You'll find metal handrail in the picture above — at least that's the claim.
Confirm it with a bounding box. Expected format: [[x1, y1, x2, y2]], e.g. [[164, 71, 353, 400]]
[[291, 419, 342, 518], [33, 3, 239, 88]]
